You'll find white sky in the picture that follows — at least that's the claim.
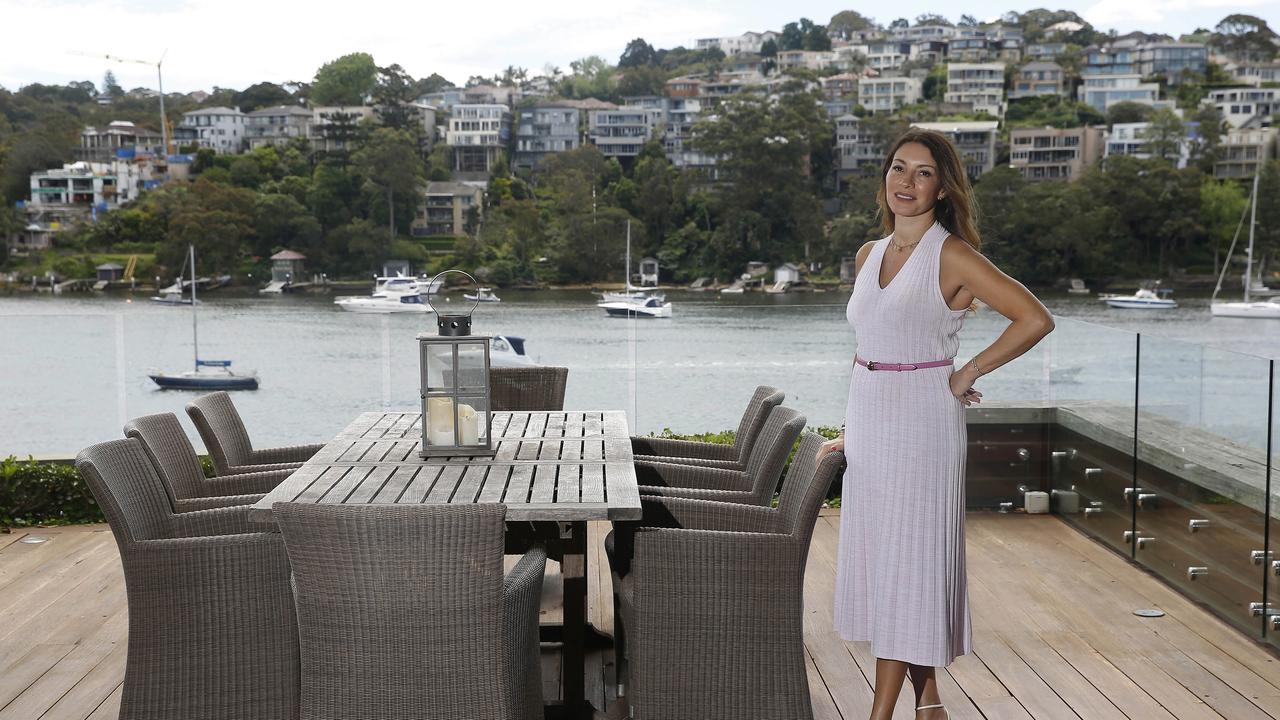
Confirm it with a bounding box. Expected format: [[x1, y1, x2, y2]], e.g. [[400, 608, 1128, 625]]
[[0, 0, 1274, 94]]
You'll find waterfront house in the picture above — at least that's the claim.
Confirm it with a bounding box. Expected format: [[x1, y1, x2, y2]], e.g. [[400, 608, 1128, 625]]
[[270, 249, 306, 286], [1009, 126, 1105, 181], [1205, 87, 1280, 129], [1077, 74, 1164, 112], [1104, 122, 1198, 168], [514, 104, 581, 171], [587, 108, 662, 161], [858, 75, 923, 114], [178, 107, 246, 155], [1009, 62, 1066, 100], [245, 105, 313, 150], [77, 121, 163, 163], [1214, 127, 1278, 179], [946, 63, 1007, 117], [910, 121, 999, 180], [413, 182, 484, 237], [446, 104, 512, 177]]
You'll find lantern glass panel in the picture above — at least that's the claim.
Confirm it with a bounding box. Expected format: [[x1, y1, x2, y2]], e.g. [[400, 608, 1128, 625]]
[[423, 342, 455, 393], [424, 395, 490, 448], [455, 341, 488, 391]]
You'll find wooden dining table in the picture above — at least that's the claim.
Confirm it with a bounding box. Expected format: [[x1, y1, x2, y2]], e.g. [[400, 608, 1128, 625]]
[[248, 409, 642, 718]]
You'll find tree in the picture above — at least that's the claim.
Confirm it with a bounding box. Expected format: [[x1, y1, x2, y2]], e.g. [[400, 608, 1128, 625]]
[[617, 66, 666, 97], [1106, 101, 1153, 126], [828, 11, 875, 39], [1200, 177, 1248, 274], [412, 73, 453, 97], [1188, 104, 1226, 175], [373, 64, 421, 132], [801, 18, 832, 51], [101, 70, 123, 98], [161, 178, 256, 274], [619, 38, 658, 68], [311, 53, 379, 106], [1211, 14, 1278, 62], [229, 156, 263, 188], [560, 56, 617, 100], [1144, 108, 1185, 163], [915, 14, 952, 26], [780, 22, 805, 51], [889, 18, 909, 30], [959, 14, 979, 27], [235, 82, 292, 112], [253, 193, 322, 260], [351, 127, 423, 244], [760, 39, 779, 58]]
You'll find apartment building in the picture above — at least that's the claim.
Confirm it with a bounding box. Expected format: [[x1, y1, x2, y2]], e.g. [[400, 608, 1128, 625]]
[[587, 108, 662, 160], [446, 104, 512, 175], [514, 104, 580, 171], [945, 63, 1006, 117], [834, 114, 881, 181], [694, 31, 779, 56], [865, 41, 910, 72], [177, 107, 246, 154], [309, 106, 376, 154], [413, 182, 484, 237], [910, 121, 999, 179], [1010, 62, 1065, 100], [859, 75, 923, 114], [245, 105, 313, 150], [1009, 126, 1105, 181], [663, 97, 716, 171]]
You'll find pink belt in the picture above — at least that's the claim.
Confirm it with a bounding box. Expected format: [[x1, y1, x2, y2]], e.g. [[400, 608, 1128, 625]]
[[855, 355, 953, 372]]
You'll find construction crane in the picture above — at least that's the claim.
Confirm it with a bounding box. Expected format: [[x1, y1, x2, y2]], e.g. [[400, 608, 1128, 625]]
[[68, 50, 170, 156]]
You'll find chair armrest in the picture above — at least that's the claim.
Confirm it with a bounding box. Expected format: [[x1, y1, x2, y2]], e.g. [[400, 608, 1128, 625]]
[[636, 485, 763, 505], [225, 461, 303, 476], [634, 454, 743, 471], [634, 460, 748, 491], [170, 505, 256, 537], [248, 443, 324, 465], [176, 494, 263, 512], [638, 496, 783, 534], [630, 436, 736, 462], [503, 545, 547, 717], [200, 468, 293, 497]]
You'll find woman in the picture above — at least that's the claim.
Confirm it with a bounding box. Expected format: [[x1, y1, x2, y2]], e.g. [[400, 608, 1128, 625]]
[[817, 129, 1054, 720]]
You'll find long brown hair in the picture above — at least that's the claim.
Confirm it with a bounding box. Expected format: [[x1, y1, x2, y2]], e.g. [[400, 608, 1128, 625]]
[[876, 129, 981, 252]]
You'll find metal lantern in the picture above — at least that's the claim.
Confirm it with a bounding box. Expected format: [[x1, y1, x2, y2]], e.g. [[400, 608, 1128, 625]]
[[418, 270, 494, 458]]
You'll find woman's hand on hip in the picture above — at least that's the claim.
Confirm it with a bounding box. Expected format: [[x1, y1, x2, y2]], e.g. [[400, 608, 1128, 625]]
[[949, 366, 983, 406]]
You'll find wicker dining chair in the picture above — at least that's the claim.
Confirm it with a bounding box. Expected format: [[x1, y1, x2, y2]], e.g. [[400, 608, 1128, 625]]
[[630, 385, 784, 470], [489, 366, 570, 411], [187, 391, 324, 475], [75, 438, 300, 720], [125, 412, 294, 511], [632, 405, 806, 506], [273, 502, 545, 720], [614, 432, 846, 720]]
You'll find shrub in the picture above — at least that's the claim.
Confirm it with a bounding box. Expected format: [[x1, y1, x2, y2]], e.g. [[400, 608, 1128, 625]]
[[0, 456, 104, 529]]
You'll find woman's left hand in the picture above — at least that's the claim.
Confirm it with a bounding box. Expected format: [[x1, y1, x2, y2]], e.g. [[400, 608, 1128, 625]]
[[949, 366, 983, 407]]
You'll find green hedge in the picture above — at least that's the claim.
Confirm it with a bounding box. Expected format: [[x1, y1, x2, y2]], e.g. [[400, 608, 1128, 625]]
[[1, 456, 104, 529]]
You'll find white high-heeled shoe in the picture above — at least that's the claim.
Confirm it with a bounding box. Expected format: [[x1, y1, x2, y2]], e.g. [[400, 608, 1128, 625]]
[[916, 703, 948, 718]]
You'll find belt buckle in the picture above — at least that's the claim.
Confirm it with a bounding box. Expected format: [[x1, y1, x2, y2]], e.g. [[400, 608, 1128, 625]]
[[866, 360, 878, 371]]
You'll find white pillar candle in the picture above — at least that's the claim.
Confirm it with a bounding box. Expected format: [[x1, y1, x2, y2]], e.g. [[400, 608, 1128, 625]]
[[457, 403, 480, 445], [426, 397, 456, 446], [1024, 491, 1050, 514]]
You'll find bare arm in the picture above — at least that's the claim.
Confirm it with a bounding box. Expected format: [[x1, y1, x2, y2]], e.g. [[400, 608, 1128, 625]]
[[943, 237, 1054, 397]]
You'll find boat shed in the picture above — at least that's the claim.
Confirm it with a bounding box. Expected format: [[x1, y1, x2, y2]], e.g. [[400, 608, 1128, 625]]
[[774, 263, 803, 285], [270, 249, 306, 284], [95, 263, 124, 282]]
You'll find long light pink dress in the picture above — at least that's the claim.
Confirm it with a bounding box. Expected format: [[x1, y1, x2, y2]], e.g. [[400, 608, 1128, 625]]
[[833, 219, 973, 667]]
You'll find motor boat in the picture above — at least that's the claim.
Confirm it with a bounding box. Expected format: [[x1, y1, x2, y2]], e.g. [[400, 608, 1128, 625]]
[[1103, 287, 1176, 309], [464, 287, 501, 303], [335, 276, 434, 313], [598, 295, 673, 318], [490, 335, 535, 366], [150, 290, 198, 305]]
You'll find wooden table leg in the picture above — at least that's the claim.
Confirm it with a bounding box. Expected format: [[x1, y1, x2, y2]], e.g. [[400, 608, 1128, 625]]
[[561, 520, 587, 717]]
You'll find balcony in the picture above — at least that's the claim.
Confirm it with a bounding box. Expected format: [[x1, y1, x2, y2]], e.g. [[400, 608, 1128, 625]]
[[2, 310, 1279, 718]]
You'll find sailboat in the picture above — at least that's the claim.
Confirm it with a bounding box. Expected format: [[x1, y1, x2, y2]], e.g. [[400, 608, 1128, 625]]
[[597, 221, 672, 318], [1210, 167, 1280, 318], [149, 245, 260, 390]]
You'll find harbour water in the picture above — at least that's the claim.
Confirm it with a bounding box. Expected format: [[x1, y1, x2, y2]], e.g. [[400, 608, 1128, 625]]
[[1, 289, 1276, 457]]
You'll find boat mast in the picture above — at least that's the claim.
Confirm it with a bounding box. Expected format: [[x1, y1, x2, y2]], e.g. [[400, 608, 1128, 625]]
[[624, 220, 632, 292], [189, 244, 199, 372], [1245, 167, 1259, 304]]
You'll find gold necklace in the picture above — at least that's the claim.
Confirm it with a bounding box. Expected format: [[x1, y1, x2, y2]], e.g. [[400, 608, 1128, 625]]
[[889, 237, 921, 253]]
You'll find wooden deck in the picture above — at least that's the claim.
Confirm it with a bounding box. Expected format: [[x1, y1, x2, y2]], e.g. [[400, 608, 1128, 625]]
[[2, 511, 1278, 719]]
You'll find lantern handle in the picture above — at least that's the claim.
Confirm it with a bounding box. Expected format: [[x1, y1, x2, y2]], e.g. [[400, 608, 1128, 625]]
[[423, 269, 482, 317]]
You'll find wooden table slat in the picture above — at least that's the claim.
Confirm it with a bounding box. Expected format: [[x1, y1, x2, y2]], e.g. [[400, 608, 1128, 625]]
[[477, 466, 511, 504], [387, 412, 418, 439], [504, 465, 535, 505], [396, 466, 442, 504], [450, 465, 490, 504], [530, 465, 558, 504], [424, 465, 466, 503], [319, 466, 374, 504], [558, 464, 582, 504], [370, 466, 420, 503], [293, 466, 351, 505], [365, 413, 401, 439], [348, 465, 395, 504], [581, 464, 605, 503]]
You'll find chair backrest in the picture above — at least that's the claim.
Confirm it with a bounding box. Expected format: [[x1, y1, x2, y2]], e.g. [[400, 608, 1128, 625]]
[[124, 412, 207, 503], [775, 432, 846, 546], [273, 502, 511, 720], [75, 438, 177, 545], [490, 366, 569, 411], [731, 386, 785, 463], [186, 391, 253, 474], [742, 405, 806, 503]]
